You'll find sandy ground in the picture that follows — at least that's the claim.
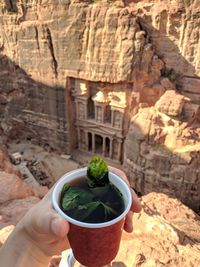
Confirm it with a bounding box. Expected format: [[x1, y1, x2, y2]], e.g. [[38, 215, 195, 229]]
[[7, 141, 79, 183]]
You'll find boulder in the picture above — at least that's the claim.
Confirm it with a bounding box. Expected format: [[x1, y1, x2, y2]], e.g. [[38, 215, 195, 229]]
[[155, 90, 189, 117], [124, 106, 200, 211], [0, 196, 40, 228], [0, 171, 34, 204], [0, 148, 20, 176]]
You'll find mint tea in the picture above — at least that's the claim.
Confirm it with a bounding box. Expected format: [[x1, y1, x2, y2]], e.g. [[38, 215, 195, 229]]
[[60, 176, 125, 223]]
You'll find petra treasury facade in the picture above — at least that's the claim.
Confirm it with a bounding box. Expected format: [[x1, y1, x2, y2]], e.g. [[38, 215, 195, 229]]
[[67, 77, 131, 163]]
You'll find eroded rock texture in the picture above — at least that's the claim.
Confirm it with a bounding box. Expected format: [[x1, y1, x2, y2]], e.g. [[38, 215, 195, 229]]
[[0, 148, 40, 228], [57, 193, 200, 267], [1, 192, 200, 266], [0, 1, 199, 209]]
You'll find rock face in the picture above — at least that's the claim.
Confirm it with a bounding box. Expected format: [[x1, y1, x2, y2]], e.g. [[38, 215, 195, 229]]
[[130, 0, 200, 77], [124, 94, 200, 211], [58, 192, 200, 267], [0, 171, 34, 204], [119, 193, 200, 267], [0, 196, 40, 228], [0, 55, 67, 152], [0, 148, 41, 228], [0, 1, 199, 209], [0, 148, 20, 176], [0, 0, 199, 149]]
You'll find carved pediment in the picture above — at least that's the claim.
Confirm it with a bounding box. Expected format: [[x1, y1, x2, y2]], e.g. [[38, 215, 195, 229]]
[[108, 91, 127, 109]]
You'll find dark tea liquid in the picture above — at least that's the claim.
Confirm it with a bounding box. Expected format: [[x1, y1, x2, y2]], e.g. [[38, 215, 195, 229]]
[[61, 176, 125, 223]]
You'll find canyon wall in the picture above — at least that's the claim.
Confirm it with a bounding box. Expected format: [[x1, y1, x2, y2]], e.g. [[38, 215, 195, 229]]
[[0, 0, 199, 209], [123, 0, 200, 211]]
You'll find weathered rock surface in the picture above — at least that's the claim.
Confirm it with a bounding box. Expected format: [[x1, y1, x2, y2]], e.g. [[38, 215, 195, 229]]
[[0, 148, 20, 176], [57, 193, 200, 267], [124, 95, 200, 211], [130, 0, 200, 77], [0, 55, 68, 152], [155, 90, 189, 117], [0, 0, 199, 83], [0, 148, 43, 228], [0, 171, 35, 204], [127, 71, 199, 212], [119, 193, 200, 267], [0, 196, 40, 228]]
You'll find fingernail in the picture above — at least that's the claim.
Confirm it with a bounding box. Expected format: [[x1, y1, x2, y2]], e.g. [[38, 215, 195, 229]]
[[51, 216, 63, 236]]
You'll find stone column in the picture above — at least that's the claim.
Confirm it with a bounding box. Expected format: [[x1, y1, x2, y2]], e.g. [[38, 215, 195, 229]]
[[120, 112, 124, 129], [92, 133, 95, 153], [75, 101, 79, 118], [109, 138, 113, 159], [85, 131, 88, 151], [102, 136, 106, 157], [111, 110, 114, 127], [102, 106, 105, 123], [84, 100, 87, 120], [77, 128, 80, 149], [117, 139, 122, 162], [95, 105, 97, 122]]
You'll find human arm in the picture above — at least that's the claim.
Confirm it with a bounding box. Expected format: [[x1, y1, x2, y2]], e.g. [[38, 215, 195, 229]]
[[0, 189, 69, 267]]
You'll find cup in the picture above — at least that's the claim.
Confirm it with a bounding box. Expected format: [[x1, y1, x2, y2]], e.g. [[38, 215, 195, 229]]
[[52, 167, 132, 267]]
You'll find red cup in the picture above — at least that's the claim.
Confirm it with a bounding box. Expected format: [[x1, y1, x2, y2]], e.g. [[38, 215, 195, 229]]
[[52, 168, 132, 267]]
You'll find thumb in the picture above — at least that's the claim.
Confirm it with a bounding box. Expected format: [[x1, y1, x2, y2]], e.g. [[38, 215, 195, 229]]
[[51, 215, 70, 238]]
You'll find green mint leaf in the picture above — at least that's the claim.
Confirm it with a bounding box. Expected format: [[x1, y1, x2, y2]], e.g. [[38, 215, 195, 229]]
[[61, 183, 70, 199], [62, 191, 79, 210], [72, 201, 101, 221], [89, 184, 109, 197], [100, 202, 118, 218], [61, 185, 94, 211], [110, 183, 123, 199], [87, 156, 109, 187], [62, 183, 70, 194]]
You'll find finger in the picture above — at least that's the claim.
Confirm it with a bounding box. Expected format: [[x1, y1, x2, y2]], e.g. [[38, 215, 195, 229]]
[[29, 202, 69, 241], [131, 188, 142, 213], [108, 166, 128, 184], [109, 166, 142, 212], [124, 211, 133, 233], [36, 179, 70, 238], [51, 215, 70, 238]]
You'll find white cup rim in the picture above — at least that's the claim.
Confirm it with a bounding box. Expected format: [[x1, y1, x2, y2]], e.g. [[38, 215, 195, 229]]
[[52, 167, 132, 229]]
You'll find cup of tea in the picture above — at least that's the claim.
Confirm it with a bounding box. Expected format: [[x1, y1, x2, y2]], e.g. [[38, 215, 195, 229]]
[[52, 167, 132, 267]]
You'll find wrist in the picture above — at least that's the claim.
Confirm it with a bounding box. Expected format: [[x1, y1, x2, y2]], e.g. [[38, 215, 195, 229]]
[[0, 225, 51, 267]]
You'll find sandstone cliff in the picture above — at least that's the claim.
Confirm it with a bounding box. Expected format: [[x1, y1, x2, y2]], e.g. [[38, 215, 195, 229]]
[[0, 1, 199, 210]]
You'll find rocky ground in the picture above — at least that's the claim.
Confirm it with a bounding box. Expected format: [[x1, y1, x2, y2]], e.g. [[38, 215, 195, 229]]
[[0, 142, 78, 229], [52, 192, 200, 267]]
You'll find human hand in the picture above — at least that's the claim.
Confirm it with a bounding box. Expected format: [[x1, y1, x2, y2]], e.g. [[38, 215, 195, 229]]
[[22, 166, 141, 257], [0, 166, 141, 267], [20, 187, 70, 257], [0, 186, 70, 267]]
